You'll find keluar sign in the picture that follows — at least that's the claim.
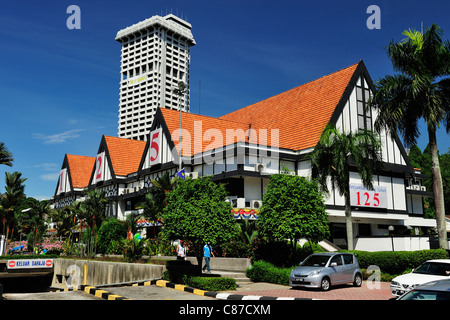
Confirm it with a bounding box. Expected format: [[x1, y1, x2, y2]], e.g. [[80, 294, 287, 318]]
[[7, 259, 53, 269]]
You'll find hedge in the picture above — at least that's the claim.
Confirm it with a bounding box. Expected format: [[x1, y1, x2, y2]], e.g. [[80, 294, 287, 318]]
[[246, 249, 450, 285], [185, 276, 236, 291], [352, 249, 449, 275], [163, 271, 236, 291], [246, 260, 292, 285]]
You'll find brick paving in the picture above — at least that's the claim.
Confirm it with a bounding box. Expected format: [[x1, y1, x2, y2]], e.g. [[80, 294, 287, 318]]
[[227, 281, 393, 300]]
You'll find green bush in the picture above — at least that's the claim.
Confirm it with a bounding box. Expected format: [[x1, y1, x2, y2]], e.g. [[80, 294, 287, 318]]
[[186, 276, 236, 291], [97, 218, 127, 254], [162, 270, 236, 291], [246, 260, 292, 285], [352, 249, 449, 275], [247, 249, 450, 286]]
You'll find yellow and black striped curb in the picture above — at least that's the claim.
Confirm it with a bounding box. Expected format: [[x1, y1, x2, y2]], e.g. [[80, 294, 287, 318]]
[[54, 280, 158, 300], [154, 280, 312, 300]]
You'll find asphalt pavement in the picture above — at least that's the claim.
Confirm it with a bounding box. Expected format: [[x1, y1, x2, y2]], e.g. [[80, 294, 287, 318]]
[[2, 280, 393, 301]]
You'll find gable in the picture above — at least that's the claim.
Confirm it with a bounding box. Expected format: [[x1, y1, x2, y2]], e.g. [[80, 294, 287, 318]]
[[55, 154, 95, 196], [90, 135, 146, 185], [332, 67, 411, 169]]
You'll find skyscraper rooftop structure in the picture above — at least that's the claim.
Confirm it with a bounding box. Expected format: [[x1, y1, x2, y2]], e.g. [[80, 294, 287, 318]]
[[115, 14, 196, 141]]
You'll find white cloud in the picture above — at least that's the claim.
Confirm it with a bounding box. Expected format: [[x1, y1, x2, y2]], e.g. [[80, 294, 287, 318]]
[[33, 163, 59, 171], [40, 172, 60, 182], [33, 129, 84, 144]]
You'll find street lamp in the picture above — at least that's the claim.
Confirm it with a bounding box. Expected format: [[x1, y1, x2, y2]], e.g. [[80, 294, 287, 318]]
[[388, 225, 395, 251], [173, 81, 186, 173]]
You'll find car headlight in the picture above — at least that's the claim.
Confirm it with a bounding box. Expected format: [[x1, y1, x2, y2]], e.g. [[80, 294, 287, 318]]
[[309, 270, 321, 276], [391, 281, 399, 286]]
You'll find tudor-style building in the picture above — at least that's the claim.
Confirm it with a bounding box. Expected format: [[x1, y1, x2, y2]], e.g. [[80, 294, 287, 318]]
[[52, 60, 434, 250], [54, 154, 95, 209]]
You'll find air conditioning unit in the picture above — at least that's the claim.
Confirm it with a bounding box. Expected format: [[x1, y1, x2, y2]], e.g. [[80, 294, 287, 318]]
[[420, 186, 426, 191], [232, 198, 246, 208], [254, 163, 266, 173], [251, 200, 262, 209], [185, 172, 199, 179]]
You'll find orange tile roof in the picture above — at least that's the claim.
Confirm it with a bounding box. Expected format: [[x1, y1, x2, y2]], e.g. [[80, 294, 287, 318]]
[[66, 154, 95, 189], [104, 136, 146, 176], [160, 62, 359, 155], [219, 62, 359, 151], [160, 109, 252, 156]]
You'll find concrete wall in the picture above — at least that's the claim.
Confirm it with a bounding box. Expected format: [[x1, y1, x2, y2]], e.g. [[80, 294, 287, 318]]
[[157, 256, 251, 272], [354, 236, 431, 252], [51, 259, 164, 289]]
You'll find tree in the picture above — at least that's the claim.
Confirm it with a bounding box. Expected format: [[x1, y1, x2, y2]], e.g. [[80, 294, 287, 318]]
[[257, 173, 329, 250], [81, 189, 110, 231], [138, 172, 178, 224], [162, 176, 239, 272], [0, 142, 13, 167], [408, 145, 450, 219], [311, 124, 382, 250], [370, 24, 450, 249], [0, 172, 27, 242]]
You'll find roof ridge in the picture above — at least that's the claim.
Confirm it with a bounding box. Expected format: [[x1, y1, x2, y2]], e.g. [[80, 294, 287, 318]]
[[161, 108, 252, 126], [220, 61, 360, 119]]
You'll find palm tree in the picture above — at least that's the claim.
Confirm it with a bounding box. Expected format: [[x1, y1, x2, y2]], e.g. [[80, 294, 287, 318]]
[[370, 24, 450, 249], [0, 172, 27, 240], [82, 189, 110, 231], [311, 124, 382, 250], [138, 172, 178, 222], [49, 207, 77, 239], [0, 142, 13, 167]]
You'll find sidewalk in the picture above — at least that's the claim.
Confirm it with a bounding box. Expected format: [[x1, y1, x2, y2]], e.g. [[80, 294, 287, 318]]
[[224, 281, 393, 300]]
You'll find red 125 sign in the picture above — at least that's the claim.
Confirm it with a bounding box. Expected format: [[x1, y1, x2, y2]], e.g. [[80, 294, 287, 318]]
[[350, 184, 387, 209]]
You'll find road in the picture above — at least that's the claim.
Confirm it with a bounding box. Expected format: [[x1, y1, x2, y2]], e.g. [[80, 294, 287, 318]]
[[2, 284, 213, 300]]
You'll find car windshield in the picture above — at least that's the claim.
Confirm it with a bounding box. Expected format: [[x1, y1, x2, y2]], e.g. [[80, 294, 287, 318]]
[[400, 290, 450, 301], [301, 255, 330, 267], [413, 262, 450, 276]]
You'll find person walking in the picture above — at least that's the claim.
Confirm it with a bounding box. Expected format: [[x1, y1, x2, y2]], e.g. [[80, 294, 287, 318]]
[[202, 242, 215, 273], [176, 240, 187, 261]]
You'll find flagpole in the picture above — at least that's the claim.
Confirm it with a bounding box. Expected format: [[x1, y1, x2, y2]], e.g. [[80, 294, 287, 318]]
[[174, 81, 186, 174]]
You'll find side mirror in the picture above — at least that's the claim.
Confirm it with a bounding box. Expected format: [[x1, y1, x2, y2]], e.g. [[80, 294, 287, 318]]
[[330, 262, 337, 267]]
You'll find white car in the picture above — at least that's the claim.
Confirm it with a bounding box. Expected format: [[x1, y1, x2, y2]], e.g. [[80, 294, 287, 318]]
[[390, 259, 450, 297]]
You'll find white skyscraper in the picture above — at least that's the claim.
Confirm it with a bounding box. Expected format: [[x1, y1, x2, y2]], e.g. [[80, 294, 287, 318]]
[[115, 14, 196, 140]]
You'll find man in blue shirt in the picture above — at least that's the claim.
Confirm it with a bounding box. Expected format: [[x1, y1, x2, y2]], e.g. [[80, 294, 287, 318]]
[[202, 242, 215, 273]]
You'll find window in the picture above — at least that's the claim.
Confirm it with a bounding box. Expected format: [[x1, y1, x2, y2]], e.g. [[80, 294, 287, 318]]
[[356, 78, 373, 130], [342, 254, 354, 265], [330, 255, 343, 266]]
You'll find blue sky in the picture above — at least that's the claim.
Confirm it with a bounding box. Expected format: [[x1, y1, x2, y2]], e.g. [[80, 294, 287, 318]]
[[1, 0, 449, 200]]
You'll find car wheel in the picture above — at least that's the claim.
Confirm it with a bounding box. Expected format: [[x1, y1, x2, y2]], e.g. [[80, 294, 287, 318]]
[[320, 277, 331, 291], [353, 273, 362, 287]]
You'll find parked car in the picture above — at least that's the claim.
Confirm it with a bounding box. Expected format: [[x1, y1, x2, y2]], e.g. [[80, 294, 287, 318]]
[[390, 259, 450, 297], [397, 279, 450, 300], [289, 252, 362, 291]]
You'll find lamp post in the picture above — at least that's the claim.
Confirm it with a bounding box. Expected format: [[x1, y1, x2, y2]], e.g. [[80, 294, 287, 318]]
[[173, 81, 186, 173], [388, 225, 395, 251]]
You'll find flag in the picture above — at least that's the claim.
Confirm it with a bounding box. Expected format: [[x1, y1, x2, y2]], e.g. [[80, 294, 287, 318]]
[[177, 168, 185, 180]]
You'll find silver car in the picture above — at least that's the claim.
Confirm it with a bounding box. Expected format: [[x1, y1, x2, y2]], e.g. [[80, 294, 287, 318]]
[[397, 279, 450, 300], [289, 252, 363, 291]]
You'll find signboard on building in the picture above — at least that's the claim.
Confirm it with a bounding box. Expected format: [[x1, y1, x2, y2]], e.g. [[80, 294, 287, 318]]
[[350, 184, 387, 209], [93, 152, 105, 184], [7, 259, 53, 269], [148, 128, 162, 166]]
